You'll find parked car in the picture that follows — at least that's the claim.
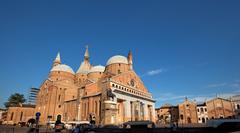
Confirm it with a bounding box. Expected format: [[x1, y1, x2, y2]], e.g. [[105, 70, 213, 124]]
[[65, 121, 90, 130]]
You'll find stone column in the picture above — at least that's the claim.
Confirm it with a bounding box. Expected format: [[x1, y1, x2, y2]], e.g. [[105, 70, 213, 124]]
[[144, 104, 148, 120], [151, 104, 156, 122], [124, 100, 131, 122]]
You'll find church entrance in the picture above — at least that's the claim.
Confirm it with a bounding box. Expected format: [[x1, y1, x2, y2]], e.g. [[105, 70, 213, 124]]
[[117, 99, 125, 124]]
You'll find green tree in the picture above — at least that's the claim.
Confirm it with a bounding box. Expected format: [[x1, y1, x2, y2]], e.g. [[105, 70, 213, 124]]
[[4, 93, 26, 108]]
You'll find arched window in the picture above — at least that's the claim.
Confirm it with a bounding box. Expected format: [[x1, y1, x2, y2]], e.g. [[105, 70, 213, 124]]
[[10, 112, 14, 120], [118, 69, 121, 74], [58, 95, 61, 102], [95, 101, 98, 115], [112, 84, 115, 87], [202, 118, 206, 123], [237, 104, 240, 109], [20, 112, 23, 121], [187, 117, 191, 123], [180, 114, 183, 120]]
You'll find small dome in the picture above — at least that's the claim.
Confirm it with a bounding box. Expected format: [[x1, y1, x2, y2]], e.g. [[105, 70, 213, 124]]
[[51, 64, 75, 74], [89, 65, 105, 73], [106, 55, 128, 65]]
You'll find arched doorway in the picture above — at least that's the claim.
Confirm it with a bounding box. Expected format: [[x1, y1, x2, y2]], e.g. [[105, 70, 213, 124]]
[[202, 118, 205, 123], [187, 117, 191, 123]]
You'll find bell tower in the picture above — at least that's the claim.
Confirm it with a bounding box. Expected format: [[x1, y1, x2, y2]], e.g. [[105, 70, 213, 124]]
[[128, 50, 133, 70]]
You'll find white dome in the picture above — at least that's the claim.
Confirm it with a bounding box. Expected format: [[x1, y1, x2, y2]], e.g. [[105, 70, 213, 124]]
[[89, 65, 105, 73], [51, 64, 75, 74], [106, 55, 128, 65]]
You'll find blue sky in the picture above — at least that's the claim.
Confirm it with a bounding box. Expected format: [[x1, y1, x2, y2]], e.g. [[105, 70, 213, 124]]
[[0, 0, 240, 108]]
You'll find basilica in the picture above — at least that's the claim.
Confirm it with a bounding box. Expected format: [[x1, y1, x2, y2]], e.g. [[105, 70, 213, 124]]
[[35, 47, 155, 125]]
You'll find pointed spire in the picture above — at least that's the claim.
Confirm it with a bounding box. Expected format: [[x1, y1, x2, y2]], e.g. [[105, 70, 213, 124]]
[[84, 45, 89, 60], [185, 96, 188, 101], [53, 52, 61, 67], [128, 50, 133, 70], [55, 52, 61, 62]]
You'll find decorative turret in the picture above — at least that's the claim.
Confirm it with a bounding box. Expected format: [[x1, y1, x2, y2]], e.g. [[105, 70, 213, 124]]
[[127, 50, 133, 70], [84, 45, 89, 62], [53, 52, 61, 67]]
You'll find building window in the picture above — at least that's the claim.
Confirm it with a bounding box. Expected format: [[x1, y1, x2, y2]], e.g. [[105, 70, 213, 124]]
[[10, 112, 14, 120], [202, 118, 206, 123], [95, 101, 98, 115], [118, 69, 121, 74], [58, 105, 61, 108], [205, 108, 207, 112], [58, 95, 61, 102], [112, 84, 115, 87], [201, 108, 204, 112], [197, 108, 199, 112], [237, 104, 240, 109], [180, 114, 183, 120], [20, 112, 23, 121]]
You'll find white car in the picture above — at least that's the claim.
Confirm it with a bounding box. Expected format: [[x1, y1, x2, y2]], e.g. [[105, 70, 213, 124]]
[[65, 121, 90, 130]]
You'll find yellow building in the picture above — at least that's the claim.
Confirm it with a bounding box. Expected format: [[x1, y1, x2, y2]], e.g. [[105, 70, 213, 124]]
[[5, 104, 35, 125], [35, 47, 155, 125], [178, 98, 198, 124], [155, 104, 179, 125], [206, 97, 235, 119]]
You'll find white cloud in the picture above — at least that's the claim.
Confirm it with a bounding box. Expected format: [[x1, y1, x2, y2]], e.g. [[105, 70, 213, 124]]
[[191, 96, 213, 103], [230, 83, 240, 88], [146, 69, 166, 76], [155, 93, 187, 102], [207, 83, 227, 88]]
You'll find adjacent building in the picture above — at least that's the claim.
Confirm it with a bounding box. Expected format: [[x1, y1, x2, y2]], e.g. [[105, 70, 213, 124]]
[[0, 108, 7, 124], [231, 95, 240, 118], [155, 104, 179, 125], [206, 97, 235, 119], [35, 47, 155, 125], [27, 87, 40, 105], [178, 98, 198, 124], [5, 104, 35, 125], [196, 103, 208, 123]]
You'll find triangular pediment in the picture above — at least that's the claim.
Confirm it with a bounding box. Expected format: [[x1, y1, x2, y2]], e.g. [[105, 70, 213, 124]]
[[111, 70, 149, 93]]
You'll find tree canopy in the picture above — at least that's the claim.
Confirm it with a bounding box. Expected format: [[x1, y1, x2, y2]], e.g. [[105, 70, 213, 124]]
[[4, 93, 26, 108]]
